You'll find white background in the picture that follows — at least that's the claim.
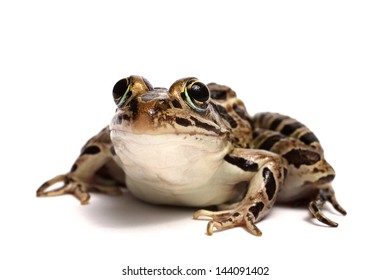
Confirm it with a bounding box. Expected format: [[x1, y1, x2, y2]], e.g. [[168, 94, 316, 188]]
[[1, 0, 389, 279]]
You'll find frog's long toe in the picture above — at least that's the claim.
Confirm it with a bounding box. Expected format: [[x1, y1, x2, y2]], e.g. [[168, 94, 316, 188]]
[[308, 200, 338, 227], [36, 174, 91, 204], [37, 174, 124, 205], [193, 209, 262, 236], [308, 187, 347, 227], [323, 190, 347, 216]]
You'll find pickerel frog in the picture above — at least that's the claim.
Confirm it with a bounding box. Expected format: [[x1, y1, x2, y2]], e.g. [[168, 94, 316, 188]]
[[37, 76, 346, 236]]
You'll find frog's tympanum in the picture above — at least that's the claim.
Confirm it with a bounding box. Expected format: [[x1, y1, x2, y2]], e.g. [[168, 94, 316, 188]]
[[37, 76, 346, 236]]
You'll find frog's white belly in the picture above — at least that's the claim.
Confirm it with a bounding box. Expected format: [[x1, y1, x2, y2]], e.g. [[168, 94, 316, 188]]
[[110, 130, 239, 206]]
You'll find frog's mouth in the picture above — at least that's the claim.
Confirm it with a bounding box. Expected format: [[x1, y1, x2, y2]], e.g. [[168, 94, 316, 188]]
[[110, 109, 226, 138], [109, 124, 229, 151], [109, 112, 230, 164]]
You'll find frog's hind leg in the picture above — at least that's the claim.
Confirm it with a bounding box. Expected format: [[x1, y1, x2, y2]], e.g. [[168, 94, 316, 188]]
[[308, 186, 347, 227], [252, 112, 347, 227], [252, 112, 323, 152]]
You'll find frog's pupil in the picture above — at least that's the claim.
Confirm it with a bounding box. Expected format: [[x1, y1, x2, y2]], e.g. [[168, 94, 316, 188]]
[[113, 78, 129, 101], [189, 82, 209, 102]]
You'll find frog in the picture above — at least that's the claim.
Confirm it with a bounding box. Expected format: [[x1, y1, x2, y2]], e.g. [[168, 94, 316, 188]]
[[37, 75, 347, 236]]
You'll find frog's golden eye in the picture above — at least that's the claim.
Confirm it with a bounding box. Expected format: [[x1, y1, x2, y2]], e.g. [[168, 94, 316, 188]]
[[183, 79, 210, 112], [113, 76, 153, 108]]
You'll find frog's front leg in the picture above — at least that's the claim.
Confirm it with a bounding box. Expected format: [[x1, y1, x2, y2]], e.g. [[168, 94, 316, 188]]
[[194, 149, 284, 236], [36, 127, 125, 204]]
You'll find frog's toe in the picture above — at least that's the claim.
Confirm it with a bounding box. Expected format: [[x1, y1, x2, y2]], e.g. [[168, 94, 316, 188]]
[[36, 174, 91, 204], [193, 209, 262, 236], [37, 173, 124, 204], [328, 194, 347, 216], [308, 187, 347, 227], [308, 201, 338, 227]]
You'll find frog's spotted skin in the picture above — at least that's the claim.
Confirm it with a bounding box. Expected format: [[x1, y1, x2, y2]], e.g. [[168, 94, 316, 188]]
[[37, 75, 346, 236]]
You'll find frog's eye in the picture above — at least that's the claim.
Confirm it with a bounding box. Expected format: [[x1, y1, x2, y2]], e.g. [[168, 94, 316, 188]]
[[113, 76, 153, 108], [183, 79, 210, 112], [113, 78, 130, 107]]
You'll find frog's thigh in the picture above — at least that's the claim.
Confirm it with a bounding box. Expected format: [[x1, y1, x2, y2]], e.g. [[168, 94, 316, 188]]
[[194, 148, 284, 236]]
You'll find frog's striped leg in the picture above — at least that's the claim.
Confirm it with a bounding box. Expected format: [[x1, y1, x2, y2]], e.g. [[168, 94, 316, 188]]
[[252, 112, 323, 152], [194, 149, 284, 236], [36, 126, 125, 204], [252, 112, 347, 226]]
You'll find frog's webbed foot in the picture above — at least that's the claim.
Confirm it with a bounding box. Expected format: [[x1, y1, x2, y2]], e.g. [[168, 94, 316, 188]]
[[308, 187, 347, 227], [36, 174, 123, 205], [193, 207, 262, 236]]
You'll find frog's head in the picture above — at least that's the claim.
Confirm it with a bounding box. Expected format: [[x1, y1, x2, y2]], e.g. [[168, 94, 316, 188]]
[[110, 75, 231, 137]]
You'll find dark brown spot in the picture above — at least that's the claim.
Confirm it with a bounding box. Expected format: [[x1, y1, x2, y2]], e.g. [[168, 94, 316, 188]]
[[129, 99, 139, 117], [210, 89, 227, 100], [171, 99, 182, 108], [283, 149, 321, 168], [233, 103, 250, 122], [263, 167, 277, 200], [190, 117, 221, 134], [249, 202, 264, 218], [258, 134, 284, 151], [224, 154, 258, 172], [299, 132, 319, 145], [257, 113, 266, 125], [281, 122, 303, 136], [211, 103, 237, 128], [252, 113, 263, 127], [176, 117, 192, 127], [81, 145, 101, 155], [270, 115, 288, 130], [252, 129, 261, 138]]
